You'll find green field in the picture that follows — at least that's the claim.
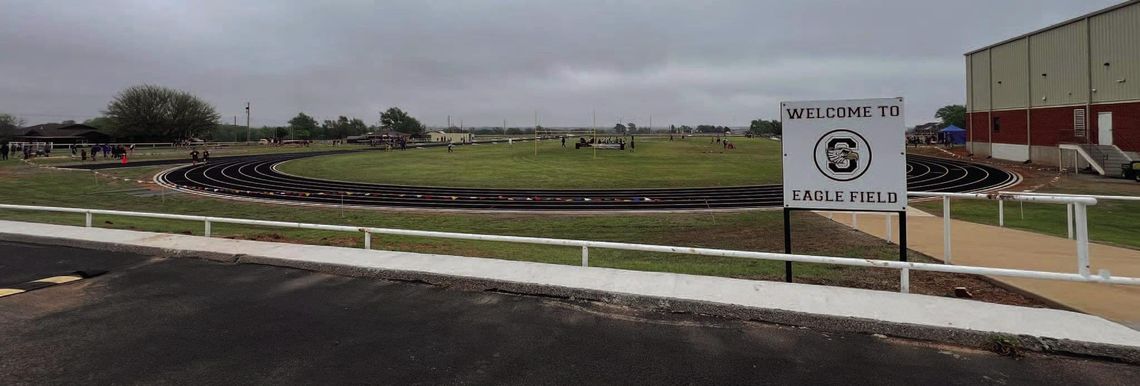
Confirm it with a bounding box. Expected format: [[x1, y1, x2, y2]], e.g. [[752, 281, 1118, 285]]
[[913, 178, 1140, 250], [28, 143, 365, 165], [0, 157, 912, 287], [276, 137, 781, 188]]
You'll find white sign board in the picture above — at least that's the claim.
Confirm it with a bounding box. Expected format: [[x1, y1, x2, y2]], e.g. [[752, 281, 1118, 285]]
[[781, 97, 906, 211]]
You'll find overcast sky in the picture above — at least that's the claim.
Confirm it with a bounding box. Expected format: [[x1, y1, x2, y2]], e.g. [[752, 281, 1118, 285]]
[[0, 0, 1123, 128]]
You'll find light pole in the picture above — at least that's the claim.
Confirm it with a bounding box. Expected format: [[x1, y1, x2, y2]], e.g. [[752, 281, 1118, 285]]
[[245, 102, 251, 143]]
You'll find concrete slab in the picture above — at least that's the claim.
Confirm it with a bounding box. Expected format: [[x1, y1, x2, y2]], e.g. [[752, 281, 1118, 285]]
[[1, 219, 1139, 362]]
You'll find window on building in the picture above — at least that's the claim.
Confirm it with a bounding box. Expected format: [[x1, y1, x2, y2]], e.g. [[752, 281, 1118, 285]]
[[1074, 109, 1086, 137], [992, 117, 1001, 133]]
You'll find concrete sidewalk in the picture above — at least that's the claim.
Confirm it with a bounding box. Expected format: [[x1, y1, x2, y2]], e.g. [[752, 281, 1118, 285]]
[[826, 210, 1140, 329], [2, 220, 1140, 361]]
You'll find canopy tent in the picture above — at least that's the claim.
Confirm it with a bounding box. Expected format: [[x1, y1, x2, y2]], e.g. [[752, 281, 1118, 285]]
[[939, 125, 967, 145]]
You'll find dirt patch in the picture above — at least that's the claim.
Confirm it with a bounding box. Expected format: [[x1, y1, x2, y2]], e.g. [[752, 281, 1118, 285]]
[[224, 232, 360, 248]]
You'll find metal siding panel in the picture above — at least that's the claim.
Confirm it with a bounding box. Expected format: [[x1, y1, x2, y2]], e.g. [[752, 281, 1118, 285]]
[[991, 38, 1029, 109], [1030, 20, 1089, 107], [966, 55, 974, 112], [1090, 2, 1140, 102], [971, 50, 991, 110]]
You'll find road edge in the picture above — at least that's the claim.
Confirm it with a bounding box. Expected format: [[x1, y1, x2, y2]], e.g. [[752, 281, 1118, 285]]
[[0, 231, 1136, 364]]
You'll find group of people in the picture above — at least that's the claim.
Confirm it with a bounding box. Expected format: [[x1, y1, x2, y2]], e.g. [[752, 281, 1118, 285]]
[[0, 143, 53, 160], [907, 135, 951, 148], [76, 144, 133, 162], [189, 148, 210, 164], [369, 137, 407, 151]]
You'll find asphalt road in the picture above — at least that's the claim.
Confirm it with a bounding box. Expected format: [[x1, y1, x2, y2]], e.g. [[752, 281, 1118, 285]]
[[0, 241, 1136, 384]]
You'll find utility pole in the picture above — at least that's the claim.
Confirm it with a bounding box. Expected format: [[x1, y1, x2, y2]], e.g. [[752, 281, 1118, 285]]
[[245, 102, 251, 143], [534, 110, 538, 156]]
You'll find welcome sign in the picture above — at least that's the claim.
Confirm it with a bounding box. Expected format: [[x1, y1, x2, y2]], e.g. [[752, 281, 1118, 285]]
[[781, 97, 907, 211]]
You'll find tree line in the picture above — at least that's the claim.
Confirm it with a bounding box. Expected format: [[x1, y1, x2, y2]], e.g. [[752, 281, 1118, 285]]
[[4, 83, 971, 142], [8, 84, 428, 142]]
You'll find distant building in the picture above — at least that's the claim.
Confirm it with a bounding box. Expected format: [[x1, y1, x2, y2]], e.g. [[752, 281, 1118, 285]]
[[965, 0, 1139, 174], [13, 123, 112, 144]]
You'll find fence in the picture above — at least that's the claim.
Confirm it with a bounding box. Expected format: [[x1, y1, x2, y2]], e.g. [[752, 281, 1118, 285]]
[[997, 191, 1140, 240], [1, 199, 1138, 294]]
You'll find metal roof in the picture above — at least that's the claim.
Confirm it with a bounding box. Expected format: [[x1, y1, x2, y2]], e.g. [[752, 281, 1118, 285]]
[[965, 0, 1140, 55]]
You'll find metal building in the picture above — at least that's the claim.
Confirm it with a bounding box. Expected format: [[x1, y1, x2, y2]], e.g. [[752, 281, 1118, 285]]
[[965, 0, 1139, 176]]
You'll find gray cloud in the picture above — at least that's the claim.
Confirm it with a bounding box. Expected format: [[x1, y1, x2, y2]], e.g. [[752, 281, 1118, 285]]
[[0, 0, 1121, 127]]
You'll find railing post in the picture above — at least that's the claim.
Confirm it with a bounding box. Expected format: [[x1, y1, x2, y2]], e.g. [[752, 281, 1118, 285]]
[[364, 231, 372, 250], [1067, 203, 1074, 239], [998, 199, 1004, 227], [900, 268, 910, 293], [204, 219, 212, 237], [852, 212, 858, 228], [85, 211, 92, 227], [1074, 202, 1090, 276], [942, 196, 952, 263], [581, 246, 589, 267]]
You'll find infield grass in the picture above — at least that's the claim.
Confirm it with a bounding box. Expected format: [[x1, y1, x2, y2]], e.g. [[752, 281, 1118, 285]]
[[276, 137, 781, 188]]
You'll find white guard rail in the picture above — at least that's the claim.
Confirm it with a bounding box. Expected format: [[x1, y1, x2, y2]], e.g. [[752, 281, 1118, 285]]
[[1, 202, 1138, 294], [908, 191, 1099, 277], [999, 191, 1140, 240]]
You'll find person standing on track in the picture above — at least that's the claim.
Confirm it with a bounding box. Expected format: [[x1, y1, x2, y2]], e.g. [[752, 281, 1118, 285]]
[[0, 142, 8, 160], [203, 149, 210, 163], [190, 149, 200, 164]]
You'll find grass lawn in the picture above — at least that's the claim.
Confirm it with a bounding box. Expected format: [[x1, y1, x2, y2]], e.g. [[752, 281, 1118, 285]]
[[28, 143, 366, 166], [0, 157, 902, 284], [913, 177, 1140, 250], [276, 137, 781, 188]]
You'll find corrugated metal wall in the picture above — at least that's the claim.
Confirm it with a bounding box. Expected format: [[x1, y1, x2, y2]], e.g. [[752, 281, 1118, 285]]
[[1090, 2, 1140, 103], [991, 39, 1029, 109], [1029, 20, 1089, 107], [969, 50, 991, 110], [966, 56, 974, 112]]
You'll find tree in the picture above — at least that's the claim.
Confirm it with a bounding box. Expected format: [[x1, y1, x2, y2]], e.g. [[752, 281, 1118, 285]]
[[288, 112, 319, 140], [749, 119, 782, 136], [0, 113, 25, 129], [612, 123, 627, 134], [505, 127, 522, 135], [379, 107, 425, 136], [83, 116, 114, 131], [0, 113, 25, 141], [935, 104, 966, 129], [105, 84, 220, 141]]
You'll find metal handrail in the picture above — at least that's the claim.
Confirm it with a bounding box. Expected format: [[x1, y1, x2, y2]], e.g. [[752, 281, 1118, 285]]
[[0, 198, 1135, 294], [999, 191, 1140, 202]]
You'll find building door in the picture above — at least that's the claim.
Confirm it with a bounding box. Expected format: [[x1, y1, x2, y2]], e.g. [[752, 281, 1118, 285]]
[[1098, 112, 1113, 146]]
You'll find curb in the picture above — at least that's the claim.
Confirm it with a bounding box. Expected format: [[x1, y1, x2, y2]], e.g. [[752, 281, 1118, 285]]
[[1, 231, 1138, 364]]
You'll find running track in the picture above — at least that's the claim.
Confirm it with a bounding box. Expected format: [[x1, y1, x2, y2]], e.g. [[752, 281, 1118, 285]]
[[148, 153, 1019, 211]]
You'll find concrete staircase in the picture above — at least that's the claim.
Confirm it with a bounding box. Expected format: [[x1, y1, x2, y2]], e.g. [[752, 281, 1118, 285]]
[[1078, 144, 1134, 177]]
